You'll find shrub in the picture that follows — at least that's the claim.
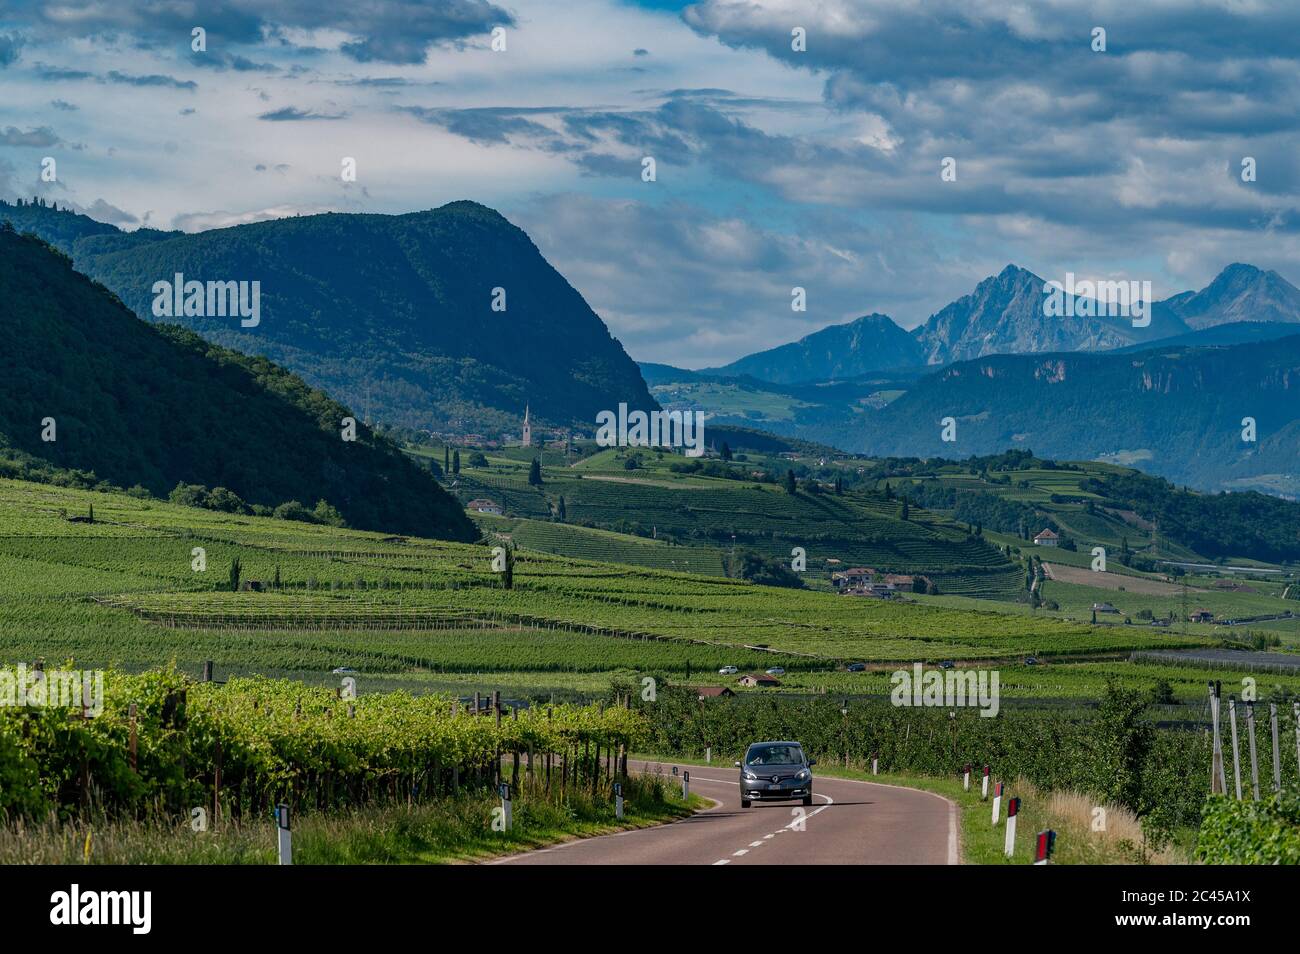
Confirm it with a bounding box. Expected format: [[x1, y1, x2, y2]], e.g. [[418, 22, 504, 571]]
[[1196, 790, 1300, 864]]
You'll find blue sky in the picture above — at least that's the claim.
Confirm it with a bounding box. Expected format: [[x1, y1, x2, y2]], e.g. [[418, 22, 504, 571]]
[[2, 1, 1299, 367]]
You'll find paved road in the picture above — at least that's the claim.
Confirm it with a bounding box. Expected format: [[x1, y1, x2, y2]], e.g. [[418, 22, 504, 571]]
[[489, 759, 958, 866]]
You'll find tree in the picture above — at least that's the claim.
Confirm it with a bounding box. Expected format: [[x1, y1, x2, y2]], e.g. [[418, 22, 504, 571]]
[[720, 442, 732, 461], [784, 469, 797, 494], [901, 497, 910, 521], [468, 451, 489, 468], [502, 543, 515, 590], [272, 565, 282, 589], [312, 499, 345, 527], [556, 495, 567, 521], [452, 450, 460, 474], [169, 482, 208, 508], [444, 446, 450, 472], [87, 503, 94, 524], [528, 457, 543, 486], [228, 556, 242, 592], [834, 476, 843, 495], [884, 482, 893, 501]]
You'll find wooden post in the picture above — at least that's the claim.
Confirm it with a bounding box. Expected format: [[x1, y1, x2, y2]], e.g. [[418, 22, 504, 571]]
[[202, 660, 214, 683], [1246, 701, 1261, 800], [1228, 697, 1243, 800], [1294, 701, 1300, 780], [1209, 682, 1226, 795], [213, 740, 222, 825], [1270, 703, 1282, 793], [128, 702, 138, 771]]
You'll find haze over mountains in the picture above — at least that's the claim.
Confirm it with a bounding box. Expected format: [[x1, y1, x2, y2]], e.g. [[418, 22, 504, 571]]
[[0, 198, 656, 437]]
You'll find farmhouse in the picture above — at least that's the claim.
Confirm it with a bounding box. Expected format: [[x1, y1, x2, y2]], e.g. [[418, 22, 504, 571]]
[[1189, 610, 1215, 624], [1033, 528, 1059, 546], [738, 673, 781, 688], [832, 567, 876, 590], [694, 686, 735, 700], [465, 498, 503, 515]]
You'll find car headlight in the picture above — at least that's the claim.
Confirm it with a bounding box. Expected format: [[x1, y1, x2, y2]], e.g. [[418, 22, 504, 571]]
[[742, 771, 758, 781], [797, 770, 810, 780]]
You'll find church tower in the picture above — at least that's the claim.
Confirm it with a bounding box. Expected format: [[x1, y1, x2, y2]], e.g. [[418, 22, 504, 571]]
[[521, 405, 531, 447]]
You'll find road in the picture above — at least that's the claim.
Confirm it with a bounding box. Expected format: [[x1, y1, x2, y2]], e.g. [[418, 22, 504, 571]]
[[489, 759, 959, 866]]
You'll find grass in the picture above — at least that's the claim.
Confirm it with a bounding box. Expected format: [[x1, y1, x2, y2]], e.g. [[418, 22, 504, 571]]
[[0, 776, 704, 865]]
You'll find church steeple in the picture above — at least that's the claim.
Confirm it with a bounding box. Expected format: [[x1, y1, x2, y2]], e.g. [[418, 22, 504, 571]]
[[522, 404, 531, 447]]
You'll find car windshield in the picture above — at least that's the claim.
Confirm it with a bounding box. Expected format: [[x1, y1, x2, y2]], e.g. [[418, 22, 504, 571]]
[[746, 744, 804, 766]]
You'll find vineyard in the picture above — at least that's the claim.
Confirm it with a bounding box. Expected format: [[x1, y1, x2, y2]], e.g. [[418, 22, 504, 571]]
[[0, 667, 645, 820]]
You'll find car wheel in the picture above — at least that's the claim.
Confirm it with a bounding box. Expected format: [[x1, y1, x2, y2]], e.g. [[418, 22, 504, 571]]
[[802, 795, 813, 806], [740, 799, 751, 808]]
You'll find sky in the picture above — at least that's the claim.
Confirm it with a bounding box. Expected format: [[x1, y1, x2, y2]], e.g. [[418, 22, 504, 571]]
[[2, 0, 1299, 367]]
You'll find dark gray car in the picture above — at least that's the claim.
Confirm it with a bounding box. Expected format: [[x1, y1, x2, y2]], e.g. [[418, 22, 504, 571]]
[[736, 740, 815, 808]]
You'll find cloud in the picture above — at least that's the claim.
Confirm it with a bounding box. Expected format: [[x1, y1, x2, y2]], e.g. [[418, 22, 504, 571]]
[[5, 0, 514, 65], [49, 98, 77, 111], [258, 106, 348, 121], [172, 204, 336, 232], [0, 32, 23, 67], [105, 70, 197, 90], [83, 198, 138, 225], [0, 126, 60, 147]]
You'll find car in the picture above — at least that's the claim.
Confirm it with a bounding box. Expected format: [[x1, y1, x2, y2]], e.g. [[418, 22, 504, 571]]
[[718, 665, 739, 675], [1024, 656, 1039, 666], [331, 667, 358, 675], [846, 662, 867, 672], [735, 740, 815, 808], [939, 660, 955, 670], [765, 666, 785, 676]]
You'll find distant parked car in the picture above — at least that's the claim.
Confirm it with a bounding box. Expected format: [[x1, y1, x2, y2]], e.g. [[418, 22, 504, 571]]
[[939, 660, 955, 670], [719, 665, 739, 675], [846, 662, 867, 672], [1024, 656, 1038, 666], [765, 667, 786, 676], [331, 667, 358, 675]]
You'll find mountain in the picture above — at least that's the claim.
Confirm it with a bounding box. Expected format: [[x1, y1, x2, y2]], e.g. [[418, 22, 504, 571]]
[[706, 313, 926, 383], [1160, 263, 1300, 330], [0, 224, 476, 541], [1117, 321, 1300, 352], [913, 265, 1179, 365], [0, 198, 656, 436], [855, 334, 1300, 495]]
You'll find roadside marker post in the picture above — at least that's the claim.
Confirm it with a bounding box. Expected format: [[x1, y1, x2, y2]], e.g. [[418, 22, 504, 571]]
[[275, 803, 292, 865], [614, 782, 624, 819], [871, 752, 879, 776], [1004, 798, 1020, 857], [682, 770, 690, 801], [1033, 829, 1056, 865], [499, 782, 512, 830], [963, 763, 971, 792], [991, 781, 1003, 825], [705, 747, 711, 765], [1228, 697, 1243, 800], [981, 765, 990, 801]]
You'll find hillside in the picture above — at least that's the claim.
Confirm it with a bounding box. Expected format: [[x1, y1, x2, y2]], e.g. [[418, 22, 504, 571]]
[[856, 335, 1300, 495], [0, 198, 656, 436], [706, 313, 925, 383], [0, 225, 475, 541]]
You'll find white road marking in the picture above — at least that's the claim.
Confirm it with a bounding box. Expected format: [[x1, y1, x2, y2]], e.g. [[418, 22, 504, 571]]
[[732, 849, 748, 856], [713, 859, 730, 866], [749, 841, 763, 847]]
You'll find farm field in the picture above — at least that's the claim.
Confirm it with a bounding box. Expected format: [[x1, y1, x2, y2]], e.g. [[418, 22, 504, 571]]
[[0, 476, 1216, 689]]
